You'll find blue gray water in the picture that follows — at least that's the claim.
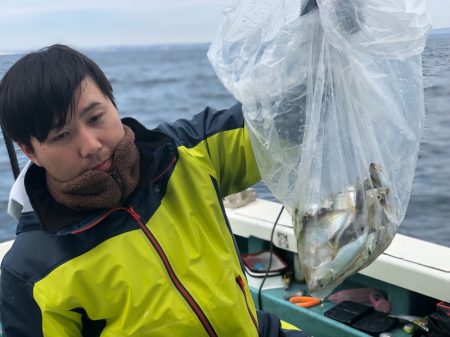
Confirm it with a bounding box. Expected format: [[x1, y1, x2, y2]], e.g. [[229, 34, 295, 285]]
[[0, 35, 449, 246]]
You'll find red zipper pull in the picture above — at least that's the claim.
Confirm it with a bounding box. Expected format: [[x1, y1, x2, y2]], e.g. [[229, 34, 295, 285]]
[[128, 207, 141, 222], [236, 275, 245, 290]]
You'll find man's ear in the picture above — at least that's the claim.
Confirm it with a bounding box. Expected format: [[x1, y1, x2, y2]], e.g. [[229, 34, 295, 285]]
[[17, 142, 42, 167]]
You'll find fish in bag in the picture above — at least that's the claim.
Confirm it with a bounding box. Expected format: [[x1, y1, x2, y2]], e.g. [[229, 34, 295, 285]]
[[208, 0, 432, 297]]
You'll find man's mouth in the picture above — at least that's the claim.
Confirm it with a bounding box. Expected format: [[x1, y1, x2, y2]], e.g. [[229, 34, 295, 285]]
[[92, 158, 112, 172]]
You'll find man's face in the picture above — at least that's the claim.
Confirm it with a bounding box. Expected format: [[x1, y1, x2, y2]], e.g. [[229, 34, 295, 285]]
[[20, 77, 125, 182]]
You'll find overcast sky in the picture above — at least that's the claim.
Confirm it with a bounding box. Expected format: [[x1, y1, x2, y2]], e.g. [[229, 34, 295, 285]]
[[0, 0, 448, 52]]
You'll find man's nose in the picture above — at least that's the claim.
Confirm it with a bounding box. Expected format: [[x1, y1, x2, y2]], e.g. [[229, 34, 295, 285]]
[[79, 128, 102, 157]]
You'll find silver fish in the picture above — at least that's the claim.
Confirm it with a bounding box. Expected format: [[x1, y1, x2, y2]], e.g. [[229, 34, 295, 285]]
[[295, 164, 398, 298]]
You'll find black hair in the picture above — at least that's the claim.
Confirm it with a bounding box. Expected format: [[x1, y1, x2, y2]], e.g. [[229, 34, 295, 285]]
[[0, 44, 116, 149]]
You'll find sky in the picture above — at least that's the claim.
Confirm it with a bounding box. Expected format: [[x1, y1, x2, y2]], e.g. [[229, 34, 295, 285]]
[[0, 0, 449, 53]]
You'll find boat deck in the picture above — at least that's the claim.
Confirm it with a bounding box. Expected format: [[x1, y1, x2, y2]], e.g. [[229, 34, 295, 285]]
[[251, 274, 434, 337], [228, 197, 449, 337]]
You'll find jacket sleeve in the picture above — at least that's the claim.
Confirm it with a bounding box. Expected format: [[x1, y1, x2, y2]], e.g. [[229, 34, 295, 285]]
[[158, 102, 261, 196], [1, 268, 81, 337]]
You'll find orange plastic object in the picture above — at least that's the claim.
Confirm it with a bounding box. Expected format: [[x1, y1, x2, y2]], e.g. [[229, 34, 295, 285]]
[[289, 296, 321, 308]]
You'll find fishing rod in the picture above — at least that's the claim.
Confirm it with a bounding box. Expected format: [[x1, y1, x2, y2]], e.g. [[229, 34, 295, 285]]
[[1, 125, 20, 180]]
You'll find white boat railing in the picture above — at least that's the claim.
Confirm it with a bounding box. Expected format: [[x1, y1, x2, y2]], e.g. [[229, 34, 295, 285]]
[[226, 197, 450, 303]]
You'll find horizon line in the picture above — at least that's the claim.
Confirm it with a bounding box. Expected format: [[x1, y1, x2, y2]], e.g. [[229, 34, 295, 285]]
[[1, 27, 449, 56]]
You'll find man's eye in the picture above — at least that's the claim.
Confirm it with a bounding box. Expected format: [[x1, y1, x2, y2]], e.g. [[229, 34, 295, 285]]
[[90, 114, 103, 124], [52, 132, 69, 142]]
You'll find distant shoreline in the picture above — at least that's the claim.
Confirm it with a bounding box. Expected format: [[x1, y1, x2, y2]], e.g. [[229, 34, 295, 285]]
[[1, 28, 449, 56], [429, 27, 450, 36]]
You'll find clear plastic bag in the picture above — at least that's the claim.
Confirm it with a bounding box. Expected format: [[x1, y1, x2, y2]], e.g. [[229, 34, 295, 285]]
[[208, 0, 432, 298]]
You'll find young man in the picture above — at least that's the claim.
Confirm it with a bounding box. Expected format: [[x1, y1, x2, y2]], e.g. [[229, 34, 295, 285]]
[[0, 45, 306, 336]]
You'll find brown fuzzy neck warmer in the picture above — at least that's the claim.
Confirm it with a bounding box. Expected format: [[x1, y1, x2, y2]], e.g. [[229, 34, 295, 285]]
[[46, 125, 140, 211]]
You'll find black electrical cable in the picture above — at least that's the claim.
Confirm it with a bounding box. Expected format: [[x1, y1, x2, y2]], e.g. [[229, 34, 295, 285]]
[[1, 126, 20, 180], [257, 205, 285, 311]]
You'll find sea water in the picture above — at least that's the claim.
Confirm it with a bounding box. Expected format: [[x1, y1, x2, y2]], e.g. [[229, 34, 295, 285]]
[[0, 34, 449, 246]]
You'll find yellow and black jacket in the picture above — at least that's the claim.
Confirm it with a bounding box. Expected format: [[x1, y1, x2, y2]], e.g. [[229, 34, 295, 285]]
[[1, 104, 263, 337]]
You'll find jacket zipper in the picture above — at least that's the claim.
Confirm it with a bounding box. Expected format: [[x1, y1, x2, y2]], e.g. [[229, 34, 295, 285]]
[[70, 207, 127, 234], [236, 275, 258, 331], [128, 207, 218, 337]]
